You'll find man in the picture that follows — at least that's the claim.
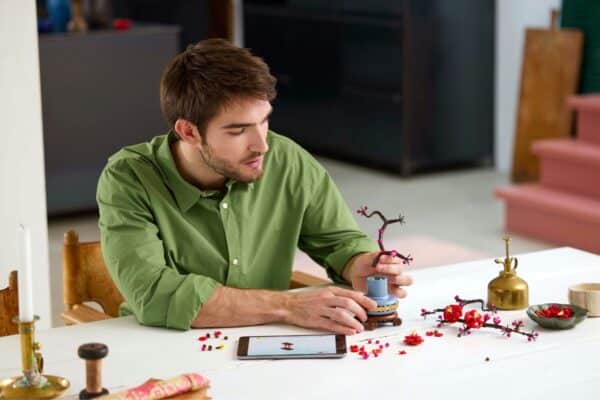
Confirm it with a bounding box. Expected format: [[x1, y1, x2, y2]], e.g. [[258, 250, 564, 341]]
[[97, 39, 413, 334]]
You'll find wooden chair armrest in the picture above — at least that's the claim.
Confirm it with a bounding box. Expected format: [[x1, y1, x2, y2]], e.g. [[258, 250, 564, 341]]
[[289, 270, 331, 289], [61, 304, 113, 325]]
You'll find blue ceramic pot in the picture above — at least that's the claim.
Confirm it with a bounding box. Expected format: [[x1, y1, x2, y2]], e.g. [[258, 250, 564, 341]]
[[366, 276, 398, 316]]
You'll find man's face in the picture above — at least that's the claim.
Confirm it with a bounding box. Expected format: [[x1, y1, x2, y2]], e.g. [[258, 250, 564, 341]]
[[198, 98, 272, 183]]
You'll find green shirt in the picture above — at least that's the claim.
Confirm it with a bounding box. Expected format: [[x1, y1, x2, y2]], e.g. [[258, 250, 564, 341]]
[[97, 131, 378, 330]]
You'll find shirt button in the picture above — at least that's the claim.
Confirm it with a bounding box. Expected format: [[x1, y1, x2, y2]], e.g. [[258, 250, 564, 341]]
[[232, 258, 239, 266], [222, 202, 228, 209]]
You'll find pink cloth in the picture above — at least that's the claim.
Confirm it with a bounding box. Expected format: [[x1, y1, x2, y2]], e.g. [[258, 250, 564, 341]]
[[99, 373, 209, 400]]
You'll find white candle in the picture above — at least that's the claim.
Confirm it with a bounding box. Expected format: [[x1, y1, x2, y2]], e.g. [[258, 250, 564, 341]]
[[17, 224, 34, 322]]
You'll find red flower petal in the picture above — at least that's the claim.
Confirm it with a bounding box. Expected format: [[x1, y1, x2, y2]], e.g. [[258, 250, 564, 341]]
[[404, 333, 424, 346], [464, 310, 483, 329], [443, 304, 463, 323]]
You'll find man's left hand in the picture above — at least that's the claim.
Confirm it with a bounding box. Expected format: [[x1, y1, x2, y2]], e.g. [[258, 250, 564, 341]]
[[342, 252, 413, 298]]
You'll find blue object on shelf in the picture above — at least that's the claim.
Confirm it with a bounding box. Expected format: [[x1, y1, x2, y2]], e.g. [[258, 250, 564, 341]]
[[38, 18, 54, 33], [46, 0, 71, 33]]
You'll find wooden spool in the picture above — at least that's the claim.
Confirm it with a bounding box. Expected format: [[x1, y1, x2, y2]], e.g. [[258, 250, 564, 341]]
[[78, 343, 109, 399]]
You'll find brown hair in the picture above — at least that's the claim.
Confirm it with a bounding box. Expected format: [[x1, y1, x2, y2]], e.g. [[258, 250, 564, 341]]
[[160, 38, 277, 134]]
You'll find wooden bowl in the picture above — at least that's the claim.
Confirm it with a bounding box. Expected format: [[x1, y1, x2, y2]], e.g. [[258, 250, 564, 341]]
[[569, 283, 600, 317]]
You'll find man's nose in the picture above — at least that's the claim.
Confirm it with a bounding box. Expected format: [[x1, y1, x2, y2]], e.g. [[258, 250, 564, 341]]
[[249, 128, 269, 154]]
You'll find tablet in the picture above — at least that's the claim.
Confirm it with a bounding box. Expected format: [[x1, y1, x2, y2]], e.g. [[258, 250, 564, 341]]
[[237, 334, 347, 360]]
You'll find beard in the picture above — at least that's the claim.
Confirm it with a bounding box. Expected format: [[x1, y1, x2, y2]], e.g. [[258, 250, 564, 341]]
[[198, 143, 265, 183]]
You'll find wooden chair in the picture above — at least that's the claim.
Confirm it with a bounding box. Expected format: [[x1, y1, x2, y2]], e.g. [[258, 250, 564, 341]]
[[0, 270, 19, 336], [62, 229, 330, 325], [62, 230, 124, 324]]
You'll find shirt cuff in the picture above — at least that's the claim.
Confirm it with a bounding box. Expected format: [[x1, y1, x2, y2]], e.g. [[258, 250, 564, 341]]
[[324, 238, 379, 285], [166, 275, 223, 330]]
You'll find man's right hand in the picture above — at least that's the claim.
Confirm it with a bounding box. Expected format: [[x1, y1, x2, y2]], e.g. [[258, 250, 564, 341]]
[[282, 287, 377, 335]]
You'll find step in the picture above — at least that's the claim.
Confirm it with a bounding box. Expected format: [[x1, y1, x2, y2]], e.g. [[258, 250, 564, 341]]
[[495, 184, 600, 253], [532, 138, 600, 200], [567, 94, 600, 145]]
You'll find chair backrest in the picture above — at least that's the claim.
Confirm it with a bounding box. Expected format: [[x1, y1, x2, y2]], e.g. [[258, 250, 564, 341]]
[[0, 270, 19, 336], [63, 230, 124, 317]]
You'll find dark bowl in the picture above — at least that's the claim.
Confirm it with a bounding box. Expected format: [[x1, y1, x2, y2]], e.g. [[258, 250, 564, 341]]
[[526, 303, 588, 330]]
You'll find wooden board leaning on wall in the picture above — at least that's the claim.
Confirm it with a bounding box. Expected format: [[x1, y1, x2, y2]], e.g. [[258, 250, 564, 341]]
[[511, 12, 583, 183]]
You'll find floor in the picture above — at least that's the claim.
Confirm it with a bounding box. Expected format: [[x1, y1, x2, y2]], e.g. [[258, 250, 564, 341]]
[[47, 158, 553, 326]]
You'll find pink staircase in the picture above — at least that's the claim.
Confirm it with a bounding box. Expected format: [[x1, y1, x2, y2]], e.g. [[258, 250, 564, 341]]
[[496, 94, 600, 253]]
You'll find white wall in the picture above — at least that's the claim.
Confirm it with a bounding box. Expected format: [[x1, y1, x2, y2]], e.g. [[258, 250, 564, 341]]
[[0, 0, 52, 329], [495, 0, 562, 172]]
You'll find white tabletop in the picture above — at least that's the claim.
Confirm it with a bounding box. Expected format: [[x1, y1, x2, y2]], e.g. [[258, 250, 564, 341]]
[[1, 247, 600, 399]]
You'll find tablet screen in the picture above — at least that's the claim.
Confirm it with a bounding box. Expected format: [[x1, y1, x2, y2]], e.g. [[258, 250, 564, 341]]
[[247, 334, 338, 357]]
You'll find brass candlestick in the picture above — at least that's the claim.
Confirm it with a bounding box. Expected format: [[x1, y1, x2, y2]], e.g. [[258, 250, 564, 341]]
[[488, 237, 529, 310], [0, 316, 69, 399]]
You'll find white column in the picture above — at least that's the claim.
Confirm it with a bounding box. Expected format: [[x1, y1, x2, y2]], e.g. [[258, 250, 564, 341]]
[[0, 0, 52, 329], [495, 0, 562, 173]]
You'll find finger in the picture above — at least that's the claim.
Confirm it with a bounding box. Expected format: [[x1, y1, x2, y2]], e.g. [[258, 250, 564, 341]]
[[378, 254, 401, 264], [375, 262, 404, 275], [384, 273, 414, 287], [328, 296, 368, 322], [389, 286, 408, 299], [329, 287, 377, 310], [318, 317, 359, 336], [323, 306, 364, 333]]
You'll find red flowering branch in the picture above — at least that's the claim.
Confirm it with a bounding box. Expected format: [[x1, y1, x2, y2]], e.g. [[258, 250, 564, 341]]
[[421, 295, 539, 342], [420, 295, 496, 317], [356, 206, 413, 266]]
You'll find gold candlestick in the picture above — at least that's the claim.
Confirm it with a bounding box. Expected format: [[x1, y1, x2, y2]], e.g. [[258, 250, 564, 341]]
[[0, 316, 69, 399]]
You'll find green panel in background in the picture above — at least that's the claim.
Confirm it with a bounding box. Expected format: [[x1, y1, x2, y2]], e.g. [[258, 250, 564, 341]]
[[561, 0, 600, 93]]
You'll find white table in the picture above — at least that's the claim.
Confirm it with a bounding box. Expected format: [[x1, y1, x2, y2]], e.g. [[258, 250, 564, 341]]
[[1, 247, 600, 399]]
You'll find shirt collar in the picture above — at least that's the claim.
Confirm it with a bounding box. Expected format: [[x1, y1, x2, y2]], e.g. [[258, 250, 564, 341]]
[[155, 131, 222, 212]]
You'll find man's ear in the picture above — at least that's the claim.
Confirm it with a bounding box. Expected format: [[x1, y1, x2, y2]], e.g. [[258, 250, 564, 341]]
[[174, 119, 202, 145]]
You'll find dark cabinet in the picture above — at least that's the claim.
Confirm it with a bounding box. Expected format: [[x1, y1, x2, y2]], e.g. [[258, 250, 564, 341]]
[[40, 26, 179, 215], [244, 0, 495, 174]]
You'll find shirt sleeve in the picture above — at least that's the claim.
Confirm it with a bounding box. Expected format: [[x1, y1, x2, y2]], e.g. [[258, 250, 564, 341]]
[[97, 159, 221, 330], [298, 159, 379, 284]]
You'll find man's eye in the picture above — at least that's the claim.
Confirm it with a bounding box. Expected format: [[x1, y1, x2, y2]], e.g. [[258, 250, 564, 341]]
[[229, 128, 245, 135]]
